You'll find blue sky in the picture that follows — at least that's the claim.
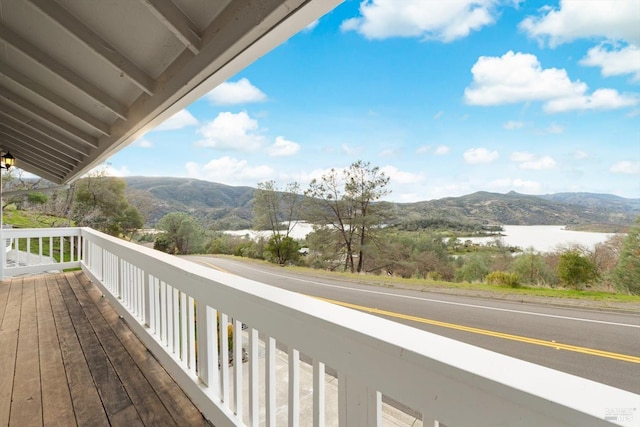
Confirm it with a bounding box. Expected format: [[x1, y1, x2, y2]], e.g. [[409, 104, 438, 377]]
[[108, 0, 640, 202]]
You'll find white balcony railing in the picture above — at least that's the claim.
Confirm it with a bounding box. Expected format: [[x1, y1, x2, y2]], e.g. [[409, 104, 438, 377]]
[[1, 227, 638, 427]]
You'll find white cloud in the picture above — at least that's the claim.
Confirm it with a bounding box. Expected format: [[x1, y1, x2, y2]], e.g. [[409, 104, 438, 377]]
[[520, 0, 640, 47], [269, 136, 300, 157], [96, 164, 131, 177], [464, 147, 499, 164], [135, 138, 153, 148], [304, 19, 319, 32], [544, 88, 638, 113], [416, 145, 430, 154], [186, 157, 274, 184], [503, 120, 524, 130], [341, 0, 501, 42], [488, 178, 542, 193], [510, 151, 556, 170], [433, 111, 444, 120], [155, 109, 198, 131], [510, 151, 534, 162], [434, 145, 450, 155], [545, 123, 564, 134], [380, 165, 425, 184], [610, 160, 640, 174], [573, 150, 588, 160], [465, 51, 586, 105], [581, 43, 640, 80], [379, 148, 399, 157], [522, 156, 556, 170], [206, 78, 267, 105], [341, 144, 362, 156], [464, 51, 639, 112], [195, 111, 264, 151]]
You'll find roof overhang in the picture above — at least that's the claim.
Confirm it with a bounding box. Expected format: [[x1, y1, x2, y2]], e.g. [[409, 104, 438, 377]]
[[0, 0, 341, 184]]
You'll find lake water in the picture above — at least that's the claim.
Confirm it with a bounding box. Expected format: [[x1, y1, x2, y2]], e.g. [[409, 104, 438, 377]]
[[226, 224, 619, 254], [461, 225, 618, 253]]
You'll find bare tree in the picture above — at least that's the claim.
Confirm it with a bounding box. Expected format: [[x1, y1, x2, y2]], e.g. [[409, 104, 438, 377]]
[[305, 161, 389, 273], [253, 180, 302, 264]]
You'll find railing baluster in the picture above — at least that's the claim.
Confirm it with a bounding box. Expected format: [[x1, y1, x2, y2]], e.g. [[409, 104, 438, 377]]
[[180, 291, 187, 363], [143, 273, 150, 327], [220, 313, 230, 406], [266, 337, 276, 427], [173, 287, 180, 355], [160, 281, 168, 346], [188, 296, 196, 372], [313, 360, 325, 427], [248, 328, 259, 427], [234, 319, 243, 421], [289, 348, 300, 427]]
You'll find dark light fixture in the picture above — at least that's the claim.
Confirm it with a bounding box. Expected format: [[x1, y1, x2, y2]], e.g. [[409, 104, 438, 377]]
[[1, 151, 15, 170]]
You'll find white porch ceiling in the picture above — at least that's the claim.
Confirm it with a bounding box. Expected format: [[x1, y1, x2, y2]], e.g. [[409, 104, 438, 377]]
[[0, 0, 341, 184]]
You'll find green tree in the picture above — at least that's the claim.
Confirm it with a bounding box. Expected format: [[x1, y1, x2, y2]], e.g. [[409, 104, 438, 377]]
[[253, 180, 302, 264], [612, 218, 640, 294], [155, 212, 203, 254], [72, 170, 142, 237], [120, 206, 144, 240], [265, 234, 299, 265], [304, 161, 389, 273], [557, 250, 598, 289], [455, 253, 491, 283], [510, 248, 557, 286]]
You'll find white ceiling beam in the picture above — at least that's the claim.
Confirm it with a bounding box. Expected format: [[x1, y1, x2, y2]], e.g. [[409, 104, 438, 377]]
[[27, 0, 156, 95], [0, 116, 89, 158], [0, 24, 128, 120], [11, 159, 66, 183], [0, 88, 98, 148], [5, 145, 72, 177], [0, 134, 74, 173], [0, 63, 110, 136], [0, 126, 81, 166], [0, 104, 96, 154], [140, 0, 201, 54]]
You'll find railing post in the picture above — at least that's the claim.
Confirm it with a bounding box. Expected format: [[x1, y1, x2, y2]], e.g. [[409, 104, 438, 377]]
[[338, 373, 381, 426]]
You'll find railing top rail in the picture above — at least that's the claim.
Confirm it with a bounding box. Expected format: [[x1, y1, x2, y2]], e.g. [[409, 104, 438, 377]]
[[3, 227, 81, 237]]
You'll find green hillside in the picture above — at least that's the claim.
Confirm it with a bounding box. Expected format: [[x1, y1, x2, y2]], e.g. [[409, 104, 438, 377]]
[[124, 177, 639, 230]]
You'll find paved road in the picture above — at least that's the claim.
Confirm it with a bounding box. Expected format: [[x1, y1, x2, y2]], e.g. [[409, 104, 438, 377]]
[[185, 255, 640, 394]]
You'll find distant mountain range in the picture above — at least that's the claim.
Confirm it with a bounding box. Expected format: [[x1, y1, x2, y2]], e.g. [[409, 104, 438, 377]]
[[124, 177, 639, 230]]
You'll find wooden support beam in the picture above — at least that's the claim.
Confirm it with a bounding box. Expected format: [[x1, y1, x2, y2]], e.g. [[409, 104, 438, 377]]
[[140, 0, 201, 54]]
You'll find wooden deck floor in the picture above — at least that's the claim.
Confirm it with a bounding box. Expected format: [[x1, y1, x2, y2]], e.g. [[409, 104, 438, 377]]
[[0, 270, 210, 427]]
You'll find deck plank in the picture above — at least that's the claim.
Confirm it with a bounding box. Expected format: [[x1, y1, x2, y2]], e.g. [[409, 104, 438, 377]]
[[48, 274, 110, 427], [10, 276, 43, 426], [65, 271, 178, 426], [0, 279, 22, 426], [56, 273, 141, 422], [73, 271, 210, 427], [38, 275, 76, 426]]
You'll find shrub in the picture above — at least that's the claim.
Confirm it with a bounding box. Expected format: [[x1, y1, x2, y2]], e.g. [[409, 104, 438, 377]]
[[558, 250, 598, 289], [486, 271, 521, 288]]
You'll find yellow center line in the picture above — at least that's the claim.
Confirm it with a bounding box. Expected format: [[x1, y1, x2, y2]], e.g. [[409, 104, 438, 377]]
[[311, 296, 640, 364], [192, 259, 231, 273]]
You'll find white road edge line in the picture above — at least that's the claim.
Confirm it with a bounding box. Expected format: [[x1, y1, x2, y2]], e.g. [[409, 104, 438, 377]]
[[220, 260, 640, 329]]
